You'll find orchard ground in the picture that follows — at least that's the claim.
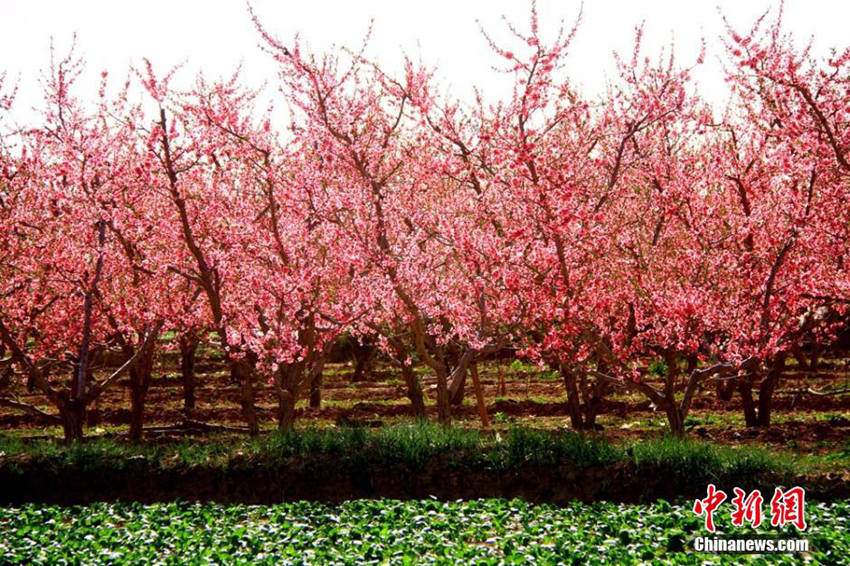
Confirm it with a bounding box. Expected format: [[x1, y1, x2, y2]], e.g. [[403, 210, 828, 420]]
[[4, 341, 850, 444], [2, 349, 850, 448], [1, 343, 848, 501], [2, 346, 849, 564]]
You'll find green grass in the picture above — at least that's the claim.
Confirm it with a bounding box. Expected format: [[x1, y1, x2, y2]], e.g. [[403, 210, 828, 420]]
[[0, 423, 786, 479], [0, 498, 845, 565], [793, 440, 850, 473], [684, 413, 723, 427], [630, 436, 786, 484], [490, 426, 620, 469]]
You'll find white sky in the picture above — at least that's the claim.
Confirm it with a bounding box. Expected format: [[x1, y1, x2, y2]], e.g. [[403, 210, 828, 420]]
[[1, 0, 848, 122]]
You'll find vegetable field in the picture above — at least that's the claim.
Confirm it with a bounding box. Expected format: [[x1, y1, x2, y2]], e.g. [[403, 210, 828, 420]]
[[2, 499, 847, 565]]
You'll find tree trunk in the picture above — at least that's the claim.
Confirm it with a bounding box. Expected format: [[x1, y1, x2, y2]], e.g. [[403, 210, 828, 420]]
[[309, 369, 322, 409], [401, 364, 426, 418], [436, 368, 451, 425], [469, 362, 489, 428], [663, 354, 685, 437], [757, 357, 784, 427], [232, 360, 259, 436], [58, 397, 85, 443], [66, 364, 97, 431], [665, 403, 685, 437], [275, 365, 298, 431], [128, 343, 155, 441], [448, 365, 467, 407], [715, 379, 734, 402], [497, 369, 507, 397], [278, 389, 296, 431], [561, 366, 584, 430], [739, 378, 758, 427], [583, 377, 608, 430], [179, 334, 197, 410], [352, 341, 376, 382], [584, 402, 599, 430]]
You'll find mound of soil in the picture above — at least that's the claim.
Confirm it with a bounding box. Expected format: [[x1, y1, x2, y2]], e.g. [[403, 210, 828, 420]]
[[1, 456, 847, 506]]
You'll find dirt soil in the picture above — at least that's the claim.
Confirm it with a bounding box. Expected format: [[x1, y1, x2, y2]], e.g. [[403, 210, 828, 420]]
[[1, 455, 848, 506], [2, 350, 849, 452]]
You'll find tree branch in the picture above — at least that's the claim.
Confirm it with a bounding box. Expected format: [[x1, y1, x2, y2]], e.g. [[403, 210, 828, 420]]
[[84, 321, 163, 402], [0, 397, 60, 422]]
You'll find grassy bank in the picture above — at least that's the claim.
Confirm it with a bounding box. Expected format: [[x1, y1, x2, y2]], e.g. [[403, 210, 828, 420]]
[[0, 423, 783, 481]]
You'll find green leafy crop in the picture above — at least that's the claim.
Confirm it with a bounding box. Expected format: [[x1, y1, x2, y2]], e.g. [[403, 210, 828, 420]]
[[0, 499, 846, 565]]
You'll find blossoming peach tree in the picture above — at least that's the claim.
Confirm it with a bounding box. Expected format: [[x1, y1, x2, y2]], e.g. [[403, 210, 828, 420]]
[[0, 3, 846, 440]]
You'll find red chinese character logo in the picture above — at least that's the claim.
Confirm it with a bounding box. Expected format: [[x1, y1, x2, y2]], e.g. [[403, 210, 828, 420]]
[[769, 486, 807, 530], [693, 483, 727, 533], [730, 488, 763, 528]]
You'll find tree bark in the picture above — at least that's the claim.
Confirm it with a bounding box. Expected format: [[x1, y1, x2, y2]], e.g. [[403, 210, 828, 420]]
[[583, 400, 599, 429], [665, 402, 685, 437], [757, 357, 785, 427], [309, 369, 322, 409], [57, 396, 85, 443], [663, 355, 685, 437], [809, 346, 819, 372], [275, 363, 303, 432], [436, 367, 451, 425], [232, 360, 259, 436], [715, 380, 734, 402], [179, 334, 197, 410], [351, 340, 376, 382], [739, 378, 758, 427], [561, 366, 584, 430], [582, 376, 608, 430], [497, 368, 507, 397], [448, 365, 467, 407], [128, 342, 156, 441], [469, 362, 489, 428], [400, 364, 426, 418], [277, 387, 296, 431]]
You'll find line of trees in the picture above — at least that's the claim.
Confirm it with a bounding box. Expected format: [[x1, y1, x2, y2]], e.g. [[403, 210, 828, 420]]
[[0, 5, 847, 441]]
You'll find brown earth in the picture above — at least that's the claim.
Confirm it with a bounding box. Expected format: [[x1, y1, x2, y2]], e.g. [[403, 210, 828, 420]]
[[1, 454, 848, 506], [2, 350, 849, 451]]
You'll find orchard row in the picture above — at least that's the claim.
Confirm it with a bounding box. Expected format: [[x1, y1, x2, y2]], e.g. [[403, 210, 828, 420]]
[[0, 6, 847, 440]]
